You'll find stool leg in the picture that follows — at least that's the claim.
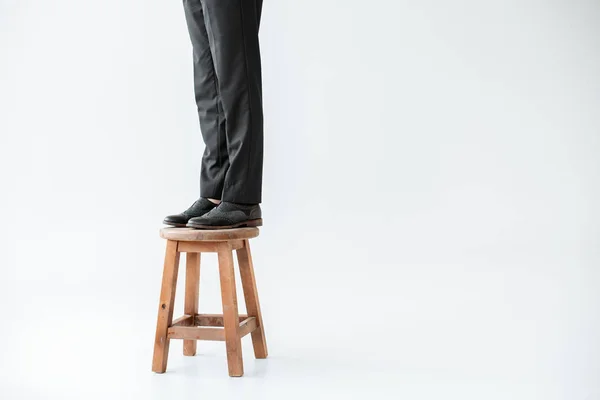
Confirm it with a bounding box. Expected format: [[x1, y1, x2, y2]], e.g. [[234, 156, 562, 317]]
[[152, 240, 180, 373], [184, 252, 201, 356], [236, 239, 268, 359], [217, 242, 244, 377]]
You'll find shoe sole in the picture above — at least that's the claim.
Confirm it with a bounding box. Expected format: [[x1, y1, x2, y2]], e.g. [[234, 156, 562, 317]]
[[162, 221, 188, 227], [186, 218, 263, 230]]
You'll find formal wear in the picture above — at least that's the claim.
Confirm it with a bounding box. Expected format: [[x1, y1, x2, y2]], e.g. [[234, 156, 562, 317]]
[[183, 0, 264, 204]]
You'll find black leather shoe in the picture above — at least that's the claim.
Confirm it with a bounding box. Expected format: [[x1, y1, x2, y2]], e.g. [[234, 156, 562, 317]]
[[163, 198, 218, 227], [186, 202, 263, 229]]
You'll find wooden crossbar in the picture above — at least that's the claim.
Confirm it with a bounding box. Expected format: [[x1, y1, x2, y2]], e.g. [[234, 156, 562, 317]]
[[167, 317, 257, 342], [171, 314, 194, 327], [168, 326, 225, 341], [195, 314, 249, 327], [238, 317, 257, 338]]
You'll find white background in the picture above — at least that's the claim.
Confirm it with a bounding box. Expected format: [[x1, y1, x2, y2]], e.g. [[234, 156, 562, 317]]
[[1, 0, 599, 399]]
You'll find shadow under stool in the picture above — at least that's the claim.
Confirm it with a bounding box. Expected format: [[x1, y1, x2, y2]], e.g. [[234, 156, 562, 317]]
[[152, 227, 268, 377]]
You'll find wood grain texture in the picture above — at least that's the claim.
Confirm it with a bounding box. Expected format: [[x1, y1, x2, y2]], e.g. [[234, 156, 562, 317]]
[[238, 317, 257, 338], [183, 252, 200, 356], [152, 240, 180, 373], [168, 326, 225, 341], [171, 314, 194, 327], [237, 239, 268, 358], [177, 240, 244, 253], [177, 242, 220, 253], [195, 314, 248, 327], [218, 242, 244, 377], [160, 227, 259, 242]]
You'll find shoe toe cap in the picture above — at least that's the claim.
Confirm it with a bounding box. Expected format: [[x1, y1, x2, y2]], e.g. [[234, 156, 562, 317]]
[[187, 216, 210, 226], [163, 215, 188, 226], [187, 215, 228, 227]]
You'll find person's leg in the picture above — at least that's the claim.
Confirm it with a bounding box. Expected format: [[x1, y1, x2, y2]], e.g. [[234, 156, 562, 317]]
[[202, 0, 264, 204], [163, 1, 226, 227], [183, 0, 229, 201]]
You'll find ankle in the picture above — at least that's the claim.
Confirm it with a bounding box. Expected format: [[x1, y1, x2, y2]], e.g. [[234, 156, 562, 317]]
[[207, 198, 221, 205]]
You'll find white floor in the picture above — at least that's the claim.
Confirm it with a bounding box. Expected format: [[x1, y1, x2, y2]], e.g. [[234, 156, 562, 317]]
[[1, 306, 591, 400], [1, 244, 598, 400]]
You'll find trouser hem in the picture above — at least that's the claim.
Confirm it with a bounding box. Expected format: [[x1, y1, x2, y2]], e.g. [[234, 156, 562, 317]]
[[221, 182, 261, 204]]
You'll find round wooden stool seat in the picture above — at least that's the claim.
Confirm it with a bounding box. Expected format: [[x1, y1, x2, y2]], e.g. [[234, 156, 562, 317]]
[[159, 227, 259, 242]]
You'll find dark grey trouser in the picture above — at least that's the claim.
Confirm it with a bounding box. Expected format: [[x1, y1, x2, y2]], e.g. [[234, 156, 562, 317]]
[[183, 0, 264, 204]]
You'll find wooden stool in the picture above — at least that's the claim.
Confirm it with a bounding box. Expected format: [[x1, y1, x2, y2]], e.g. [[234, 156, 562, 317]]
[[152, 227, 268, 377]]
